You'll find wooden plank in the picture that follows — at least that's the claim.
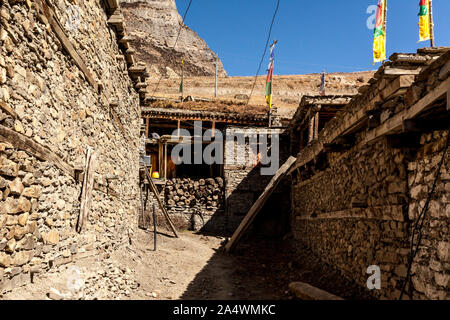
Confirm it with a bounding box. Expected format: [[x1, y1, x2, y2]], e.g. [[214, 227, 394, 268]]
[[0, 125, 120, 198], [107, 15, 124, 28], [380, 75, 415, 100], [0, 124, 74, 177], [0, 101, 18, 119], [37, 0, 98, 92], [363, 77, 450, 145], [384, 66, 423, 77], [145, 117, 150, 138], [225, 156, 296, 253], [129, 65, 146, 73], [76, 148, 97, 233], [104, 0, 120, 14], [289, 282, 344, 300], [140, 154, 178, 238]]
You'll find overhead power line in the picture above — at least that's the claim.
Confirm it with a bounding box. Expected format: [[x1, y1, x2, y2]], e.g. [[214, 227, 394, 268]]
[[246, 0, 280, 105], [151, 0, 193, 98]]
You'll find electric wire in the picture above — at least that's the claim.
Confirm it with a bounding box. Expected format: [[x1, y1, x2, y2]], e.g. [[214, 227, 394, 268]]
[[246, 0, 280, 106], [150, 0, 193, 98]]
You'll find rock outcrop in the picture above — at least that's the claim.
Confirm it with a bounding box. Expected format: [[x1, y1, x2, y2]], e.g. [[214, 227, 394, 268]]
[[121, 0, 227, 79]]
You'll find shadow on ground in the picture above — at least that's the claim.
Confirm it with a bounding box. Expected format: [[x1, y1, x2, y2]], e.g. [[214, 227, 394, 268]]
[[179, 233, 376, 300]]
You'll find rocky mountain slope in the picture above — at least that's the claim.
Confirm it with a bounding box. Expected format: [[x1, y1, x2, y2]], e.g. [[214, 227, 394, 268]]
[[121, 0, 227, 79]]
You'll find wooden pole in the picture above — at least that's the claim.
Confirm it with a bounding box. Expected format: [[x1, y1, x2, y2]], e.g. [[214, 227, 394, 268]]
[[429, 0, 435, 47], [314, 112, 319, 140], [164, 143, 168, 180], [215, 55, 218, 98], [145, 117, 149, 138], [158, 142, 162, 175], [384, 0, 388, 57], [181, 59, 184, 101]]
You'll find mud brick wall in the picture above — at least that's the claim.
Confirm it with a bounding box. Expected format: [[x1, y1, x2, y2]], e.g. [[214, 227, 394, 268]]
[[0, 0, 140, 292], [407, 131, 449, 300]]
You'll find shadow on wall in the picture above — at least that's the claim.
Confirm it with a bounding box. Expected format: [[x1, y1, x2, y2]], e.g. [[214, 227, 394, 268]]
[[199, 164, 292, 238]]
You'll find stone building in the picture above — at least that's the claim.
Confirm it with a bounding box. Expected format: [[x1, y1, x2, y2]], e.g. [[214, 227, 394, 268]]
[[140, 98, 290, 235], [0, 0, 146, 292], [288, 48, 450, 299]]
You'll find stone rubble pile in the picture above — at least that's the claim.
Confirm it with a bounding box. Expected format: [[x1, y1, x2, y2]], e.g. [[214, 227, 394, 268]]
[[47, 259, 140, 300]]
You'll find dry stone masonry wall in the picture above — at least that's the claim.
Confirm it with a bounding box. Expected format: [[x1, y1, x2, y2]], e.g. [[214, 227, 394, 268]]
[[291, 50, 450, 300], [0, 0, 140, 292]]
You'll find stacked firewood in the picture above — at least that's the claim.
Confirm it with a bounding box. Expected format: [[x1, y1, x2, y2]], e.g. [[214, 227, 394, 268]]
[[164, 177, 224, 211]]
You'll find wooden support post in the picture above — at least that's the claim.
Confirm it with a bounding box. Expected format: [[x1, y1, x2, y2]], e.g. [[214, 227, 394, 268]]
[[177, 120, 181, 137], [158, 142, 162, 175], [145, 117, 149, 138], [314, 112, 319, 140], [164, 143, 168, 180], [308, 117, 314, 143], [212, 120, 216, 138], [140, 153, 178, 238], [76, 148, 96, 233]]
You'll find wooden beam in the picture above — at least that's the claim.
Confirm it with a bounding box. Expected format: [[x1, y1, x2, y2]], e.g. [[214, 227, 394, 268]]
[[380, 75, 415, 100], [104, 0, 120, 14], [363, 77, 450, 145], [0, 125, 119, 198], [289, 282, 344, 300], [225, 156, 296, 252], [0, 124, 74, 177], [145, 117, 149, 138], [76, 148, 96, 233], [313, 111, 319, 140], [0, 101, 18, 119], [383, 66, 423, 77], [145, 165, 178, 238], [36, 0, 98, 91]]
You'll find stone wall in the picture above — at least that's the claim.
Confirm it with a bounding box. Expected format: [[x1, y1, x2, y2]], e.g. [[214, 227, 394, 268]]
[[290, 50, 449, 300], [407, 130, 449, 300], [224, 127, 291, 235], [164, 177, 225, 232], [0, 0, 140, 292], [292, 139, 411, 299]]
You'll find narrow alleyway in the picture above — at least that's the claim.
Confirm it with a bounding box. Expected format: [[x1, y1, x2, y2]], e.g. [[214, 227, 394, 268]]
[[1, 227, 372, 300]]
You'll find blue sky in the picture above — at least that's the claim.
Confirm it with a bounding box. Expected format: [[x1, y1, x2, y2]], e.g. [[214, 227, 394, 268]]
[[176, 0, 450, 76]]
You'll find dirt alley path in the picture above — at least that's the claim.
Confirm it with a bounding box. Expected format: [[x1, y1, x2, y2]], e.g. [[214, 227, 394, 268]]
[[1, 227, 372, 300]]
